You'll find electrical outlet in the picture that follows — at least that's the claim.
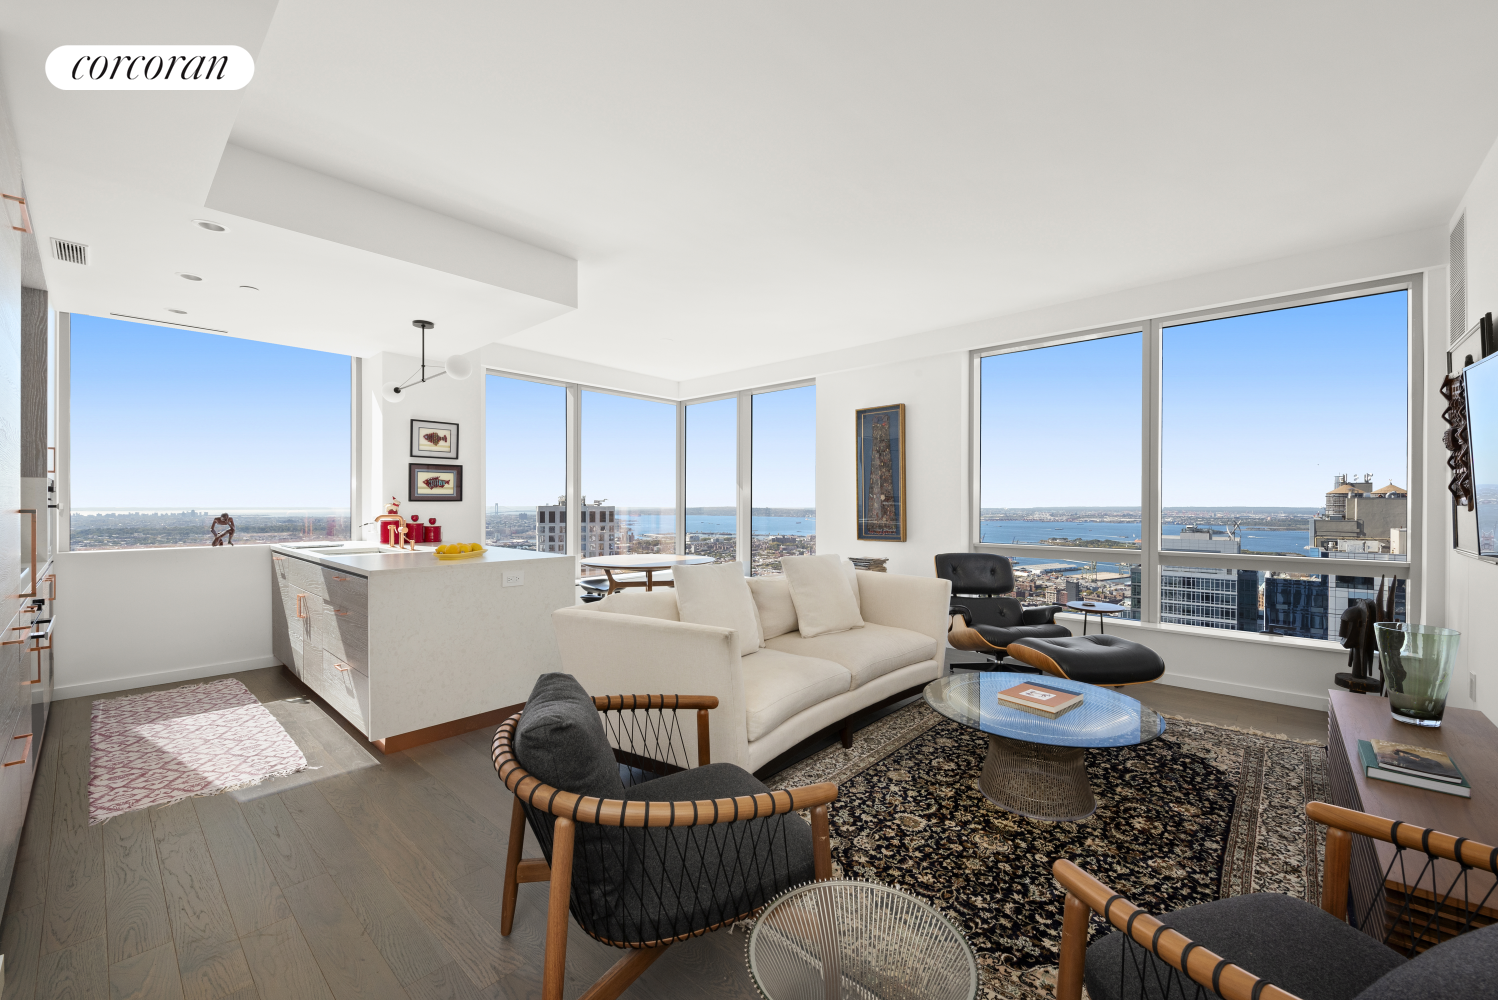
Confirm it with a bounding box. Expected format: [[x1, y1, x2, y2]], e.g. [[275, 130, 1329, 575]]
[[503, 570, 524, 588], [1471, 671, 1479, 702]]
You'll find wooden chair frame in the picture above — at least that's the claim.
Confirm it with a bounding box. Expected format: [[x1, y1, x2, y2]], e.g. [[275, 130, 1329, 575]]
[[1052, 801, 1498, 1000], [492, 694, 837, 1000]]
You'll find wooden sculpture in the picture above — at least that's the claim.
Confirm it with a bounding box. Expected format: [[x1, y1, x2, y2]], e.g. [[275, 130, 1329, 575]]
[[210, 513, 235, 546], [1335, 576, 1397, 695], [1440, 372, 1475, 512]]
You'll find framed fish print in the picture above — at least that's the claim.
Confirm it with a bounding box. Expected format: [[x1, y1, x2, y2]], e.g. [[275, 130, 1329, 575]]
[[411, 419, 459, 460], [409, 463, 463, 502], [855, 403, 906, 541]]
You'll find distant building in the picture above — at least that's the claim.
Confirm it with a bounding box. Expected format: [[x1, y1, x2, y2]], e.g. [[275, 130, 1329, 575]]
[[1160, 526, 1260, 632], [535, 496, 620, 556], [1312, 475, 1407, 555], [1264, 576, 1328, 638]]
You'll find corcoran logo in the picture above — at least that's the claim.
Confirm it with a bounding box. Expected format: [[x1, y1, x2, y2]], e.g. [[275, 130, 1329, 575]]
[[46, 46, 254, 90]]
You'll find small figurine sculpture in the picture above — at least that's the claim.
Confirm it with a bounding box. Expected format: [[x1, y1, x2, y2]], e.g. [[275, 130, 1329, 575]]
[[211, 513, 235, 546], [1336, 576, 1397, 694]]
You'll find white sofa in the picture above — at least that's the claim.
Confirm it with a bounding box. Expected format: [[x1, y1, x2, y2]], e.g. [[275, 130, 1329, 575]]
[[551, 570, 952, 772]]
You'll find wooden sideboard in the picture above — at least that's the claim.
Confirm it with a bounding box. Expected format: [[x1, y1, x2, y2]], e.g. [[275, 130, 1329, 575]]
[[1326, 690, 1498, 947]]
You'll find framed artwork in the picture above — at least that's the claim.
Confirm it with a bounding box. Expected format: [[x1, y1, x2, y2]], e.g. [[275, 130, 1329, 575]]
[[411, 419, 459, 460], [855, 403, 906, 541], [409, 463, 463, 502]]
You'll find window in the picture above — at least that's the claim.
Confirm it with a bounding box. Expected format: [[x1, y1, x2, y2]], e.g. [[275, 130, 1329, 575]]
[[975, 281, 1415, 641], [979, 333, 1142, 615], [581, 390, 676, 556], [750, 384, 815, 575], [1160, 291, 1409, 636], [686, 397, 737, 563], [485, 374, 567, 551], [69, 315, 350, 549]]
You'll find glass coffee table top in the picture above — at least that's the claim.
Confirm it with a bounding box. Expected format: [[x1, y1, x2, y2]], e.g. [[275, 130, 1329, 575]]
[[924, 672, 1165, 748]]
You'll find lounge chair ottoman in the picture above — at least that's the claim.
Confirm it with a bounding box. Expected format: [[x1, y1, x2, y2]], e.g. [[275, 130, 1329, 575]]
[[1005, 634, 1164, 686]]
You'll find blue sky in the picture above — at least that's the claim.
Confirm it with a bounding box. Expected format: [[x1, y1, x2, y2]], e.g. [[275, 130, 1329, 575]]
[[981, 291, 1409, 508], [72, 314, 351, 508], [485, 378, 816, 510]]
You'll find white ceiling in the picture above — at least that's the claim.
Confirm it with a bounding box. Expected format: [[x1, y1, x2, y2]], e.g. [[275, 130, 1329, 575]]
[[5, 1, 1498, 379]]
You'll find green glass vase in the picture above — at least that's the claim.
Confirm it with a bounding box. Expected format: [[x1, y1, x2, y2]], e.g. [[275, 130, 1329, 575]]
[[1376, 623, 1461, 727]]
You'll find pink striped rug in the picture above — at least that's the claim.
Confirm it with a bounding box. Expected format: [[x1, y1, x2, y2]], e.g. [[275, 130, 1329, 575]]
[[89, 678, 308, 824]]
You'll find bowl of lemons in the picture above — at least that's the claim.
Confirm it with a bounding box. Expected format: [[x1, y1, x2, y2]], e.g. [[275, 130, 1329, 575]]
[[435, 542, 487, 560]]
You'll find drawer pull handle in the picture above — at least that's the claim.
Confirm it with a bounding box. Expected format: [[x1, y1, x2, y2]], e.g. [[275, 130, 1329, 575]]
[[44, 573, 55, 601], [334, 662, 351, 671], [1, 638, 24, 646], [4, 733, 32, 766], [296, 594, 306, 619], [334, 609, 349, 616], [332, 576, 347, 581]]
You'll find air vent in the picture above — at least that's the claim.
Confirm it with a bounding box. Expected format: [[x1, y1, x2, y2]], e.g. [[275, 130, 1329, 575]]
[[1451, 213, 1467, 346], [50, 238, 87, 265]]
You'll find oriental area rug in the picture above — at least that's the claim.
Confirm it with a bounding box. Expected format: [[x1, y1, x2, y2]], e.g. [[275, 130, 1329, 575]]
[[767, 702, 1328, 1000], [89, 678, 308, 824]]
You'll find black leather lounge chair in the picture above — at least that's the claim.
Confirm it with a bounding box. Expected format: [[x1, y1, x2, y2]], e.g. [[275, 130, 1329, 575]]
[[935, 552, 1070, 666]]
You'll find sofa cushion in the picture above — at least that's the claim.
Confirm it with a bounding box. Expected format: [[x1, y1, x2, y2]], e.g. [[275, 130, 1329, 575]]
[[593, 589, 681, 621], [742, 649, 851, 742], [1353, 922, 1498, 1000], [747, 576, 799, 639], [514, 673, 626, 800], [782, 553, 864, 637], [673, 560, 763, 655], [765, 623, 936, 688]]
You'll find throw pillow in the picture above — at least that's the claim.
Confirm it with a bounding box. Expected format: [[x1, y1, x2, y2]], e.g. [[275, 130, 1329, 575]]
[[514, 673, 625, 800], [673, 560, 764, 655], [747, 576, 799, 639], [781, 553, 865, 637]]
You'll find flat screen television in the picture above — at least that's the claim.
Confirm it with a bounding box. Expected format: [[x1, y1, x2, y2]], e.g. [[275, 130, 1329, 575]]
[[1464, 350, 1498, 555]]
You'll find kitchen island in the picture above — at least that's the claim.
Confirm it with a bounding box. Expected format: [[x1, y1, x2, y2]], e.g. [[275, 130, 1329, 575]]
[[270, 540, 574, 752]]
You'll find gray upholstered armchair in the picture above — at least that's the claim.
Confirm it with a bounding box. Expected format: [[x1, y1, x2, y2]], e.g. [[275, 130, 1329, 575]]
[[934, 552, 1070, 662]]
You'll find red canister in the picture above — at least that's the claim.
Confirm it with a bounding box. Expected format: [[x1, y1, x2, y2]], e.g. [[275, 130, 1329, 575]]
[[407, 515, 426, 544], [426, 518, 442, 544]]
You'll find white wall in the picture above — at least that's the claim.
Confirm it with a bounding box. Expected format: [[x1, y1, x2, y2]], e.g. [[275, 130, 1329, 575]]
[[1443, 132, 1498, 724], [362, 351, 486, 546], [815, 351, 970, 577], [53, 545, 275, 699]]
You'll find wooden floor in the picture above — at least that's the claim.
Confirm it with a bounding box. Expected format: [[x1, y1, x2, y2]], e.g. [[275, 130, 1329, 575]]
[[0, 666, 1329, 1000]]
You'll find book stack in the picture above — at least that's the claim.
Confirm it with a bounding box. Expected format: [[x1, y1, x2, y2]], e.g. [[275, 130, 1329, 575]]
[[1358, 739, 1471, 797], [997, 682, 1083, 720]]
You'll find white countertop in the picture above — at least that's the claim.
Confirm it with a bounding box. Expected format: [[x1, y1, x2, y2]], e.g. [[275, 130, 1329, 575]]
[[271, 540, 571, 574]]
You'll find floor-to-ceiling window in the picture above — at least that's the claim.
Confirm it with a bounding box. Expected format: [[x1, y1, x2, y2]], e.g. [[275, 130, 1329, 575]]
[[69, 314, 350, 549], [485, 374, 568, 551], [750, 384, 816, 575], [974, 279, 1416, 642], [980, 333, 1142, 615], [685, 396, 737, 563], [1160, 290, 1409, 637], [581, 390, 676, 556]]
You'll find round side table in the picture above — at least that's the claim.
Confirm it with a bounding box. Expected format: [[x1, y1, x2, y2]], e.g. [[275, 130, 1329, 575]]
[[1065, 599, 1127, 634]]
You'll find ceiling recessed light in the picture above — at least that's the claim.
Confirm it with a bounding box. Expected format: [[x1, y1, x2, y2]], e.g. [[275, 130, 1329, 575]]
[[177, 272, 202, 281], [239, 285, 259, 291], [166, 308, 186, 314], [194, 220, 226, 232]]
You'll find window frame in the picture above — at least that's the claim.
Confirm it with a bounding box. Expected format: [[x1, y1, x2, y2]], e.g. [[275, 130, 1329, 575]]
[[969, 274, 1424, 643], [484, 370, 815, 570]]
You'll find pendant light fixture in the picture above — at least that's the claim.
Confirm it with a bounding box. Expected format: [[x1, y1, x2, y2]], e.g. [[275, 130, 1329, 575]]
[[381, 319, 475, 403]]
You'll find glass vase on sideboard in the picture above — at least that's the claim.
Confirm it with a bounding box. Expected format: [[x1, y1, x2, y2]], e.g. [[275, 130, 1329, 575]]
[[1375, 623, 1461, 727]]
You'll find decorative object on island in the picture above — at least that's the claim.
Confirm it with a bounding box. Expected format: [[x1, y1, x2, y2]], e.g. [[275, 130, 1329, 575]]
[[425, 517, 441, 544], [379, 320, 475, 403], [406, 514, 426, 543], [1376, 621, 1460, 727], [855, 402, 906, 541], [436, 543, 485, 559], [848, 556, 889, 572], [409, 462, 462, 501], [410, 417, 458, 459], [210, 512, 235, 546], [1336, 576, 1398, 694], [375, 496, 416, 548]]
